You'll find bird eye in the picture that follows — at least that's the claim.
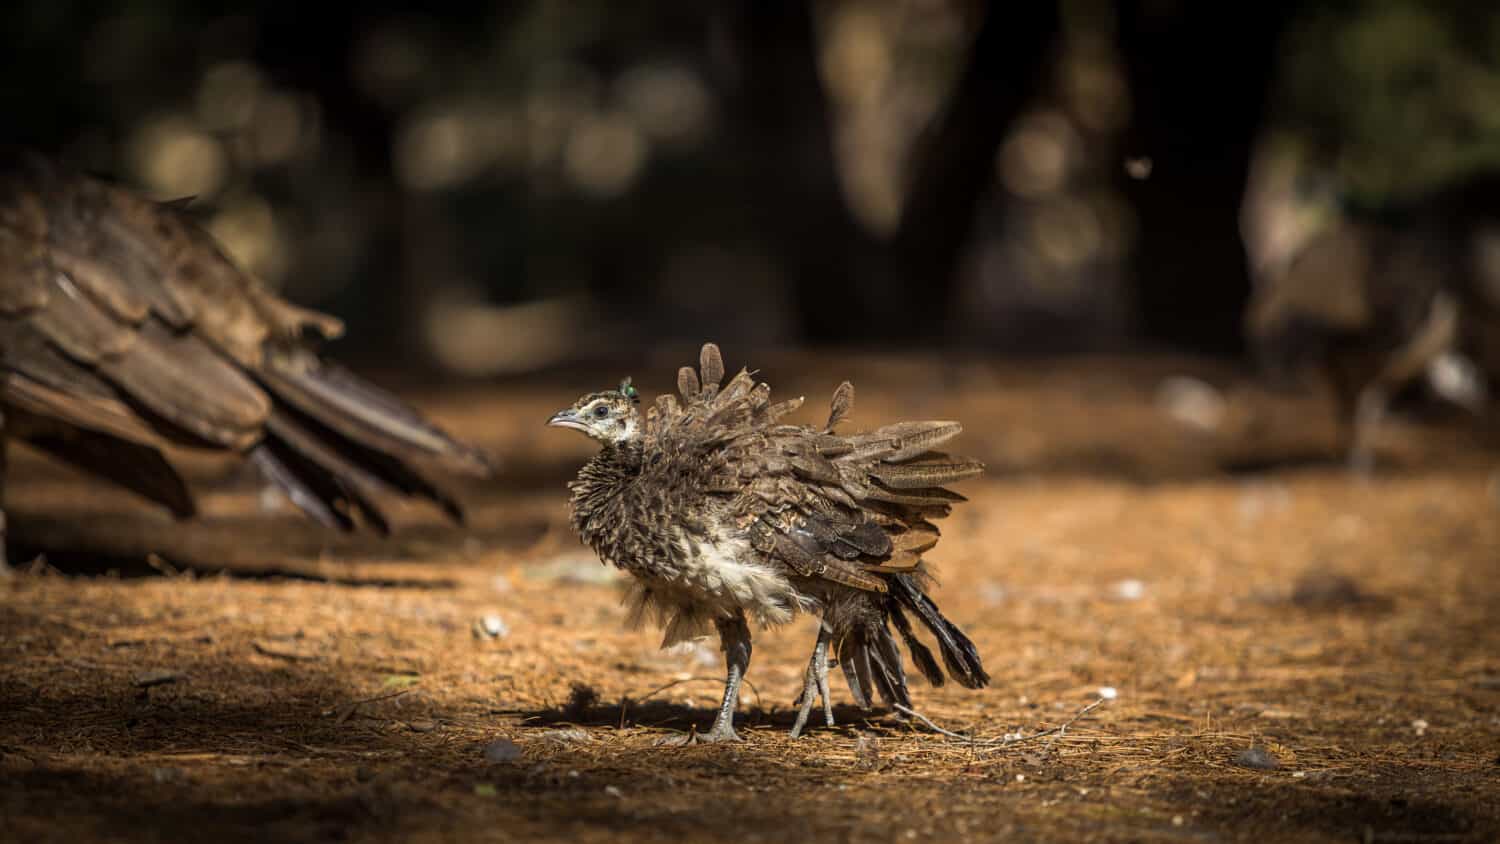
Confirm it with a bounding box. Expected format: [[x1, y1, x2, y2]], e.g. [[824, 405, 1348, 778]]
[[592, 405, 610, 418]]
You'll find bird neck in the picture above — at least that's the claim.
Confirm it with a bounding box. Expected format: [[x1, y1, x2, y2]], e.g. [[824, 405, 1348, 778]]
[[568, 440, 644, 555], [598, 438, 644, 473]]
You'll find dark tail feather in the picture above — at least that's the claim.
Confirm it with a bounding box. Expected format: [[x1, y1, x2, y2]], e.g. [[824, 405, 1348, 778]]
[[249, 444, 349, 531], [265, 404, 464, 527], [260, 410, 398, 534], [890, 574, 989, 689], [249, 351, 488, 531], [27, 429, 195, 518], [837, 630, 875, 709], [259, 350, 493, 478], [836, 623, 914, 710], [887, 602, 945, 687], [867, 623, 912, 708]]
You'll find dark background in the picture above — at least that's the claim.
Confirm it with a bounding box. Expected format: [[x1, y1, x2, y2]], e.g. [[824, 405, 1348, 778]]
[[4, 0, 1497, 374]]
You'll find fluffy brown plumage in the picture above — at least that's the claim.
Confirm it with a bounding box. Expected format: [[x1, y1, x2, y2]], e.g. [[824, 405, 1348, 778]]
[[550, 343, 987, 741], [0, 150, 491, 560]]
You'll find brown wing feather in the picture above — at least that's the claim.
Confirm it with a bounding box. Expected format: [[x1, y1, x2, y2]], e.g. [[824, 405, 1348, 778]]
[[0, 149, 491, 530], [2, 371, 168, 448], [651, 344, 982, 595], [99, 320, 269, 449]]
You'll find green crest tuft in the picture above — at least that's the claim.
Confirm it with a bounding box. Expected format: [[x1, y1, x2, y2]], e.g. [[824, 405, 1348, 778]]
[[619, 378, 639, 403]]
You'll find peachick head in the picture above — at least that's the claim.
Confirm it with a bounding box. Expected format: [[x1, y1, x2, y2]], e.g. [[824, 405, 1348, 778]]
[[547, 378, 643, 446]]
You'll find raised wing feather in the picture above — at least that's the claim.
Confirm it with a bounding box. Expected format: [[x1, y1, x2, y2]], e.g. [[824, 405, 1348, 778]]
[[645, 343, 982, 594]]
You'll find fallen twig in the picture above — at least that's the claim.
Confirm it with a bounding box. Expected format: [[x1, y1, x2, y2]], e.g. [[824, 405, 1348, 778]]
[[894, 697, 1107, 746], [324, 688, 414, 724], [253, 641, 319, 662]]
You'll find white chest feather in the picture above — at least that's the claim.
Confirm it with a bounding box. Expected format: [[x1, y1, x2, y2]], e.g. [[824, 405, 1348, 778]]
[[623, 530, 808, 647], [675, 536, 783, 604]]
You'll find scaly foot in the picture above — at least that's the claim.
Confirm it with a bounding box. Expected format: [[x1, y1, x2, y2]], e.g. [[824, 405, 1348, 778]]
[[790, 630, 834, 738], [659, 721, 742, 745], [691, 721, 741, 744]]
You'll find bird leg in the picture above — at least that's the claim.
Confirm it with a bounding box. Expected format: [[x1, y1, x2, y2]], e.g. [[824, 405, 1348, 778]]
[[695, 611, 752, 743], [790, 622, 835, 738], [1348, 385, 1388, 478], [1348, 289, 1460, 477]]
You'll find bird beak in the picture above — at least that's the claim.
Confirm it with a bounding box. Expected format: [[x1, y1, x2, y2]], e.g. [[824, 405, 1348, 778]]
[[547, 408, 589, 432]]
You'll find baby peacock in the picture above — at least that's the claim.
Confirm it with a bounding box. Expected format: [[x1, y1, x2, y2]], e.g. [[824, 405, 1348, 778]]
[[549, 343, 988, 742]]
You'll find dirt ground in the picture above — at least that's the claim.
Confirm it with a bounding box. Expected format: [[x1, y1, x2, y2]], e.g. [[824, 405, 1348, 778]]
[[2, 351, 1498, 843]]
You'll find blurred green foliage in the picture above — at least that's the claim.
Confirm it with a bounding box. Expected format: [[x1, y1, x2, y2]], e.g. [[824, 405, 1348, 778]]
[[1279, 0, 1500, 204]]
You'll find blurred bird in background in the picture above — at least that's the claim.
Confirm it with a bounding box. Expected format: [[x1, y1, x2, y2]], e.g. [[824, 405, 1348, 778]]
[[550, 343, 988, 742], [0, 150, 493, 567], [1242, 142, 1498, 472]]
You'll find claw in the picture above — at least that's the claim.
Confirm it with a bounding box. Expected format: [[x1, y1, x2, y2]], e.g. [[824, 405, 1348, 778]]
[[691, 723, 742, 744]]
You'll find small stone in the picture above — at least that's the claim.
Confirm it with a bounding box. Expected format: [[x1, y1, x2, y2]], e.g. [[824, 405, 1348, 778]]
[[1236, 481, 1290, 525], [665, 640, 718, 666], [473, 614, 509, 640], [689, 641, 719, 667], [483, 738, 523, 763], [1234, 747, 1280, 771], [1172, 815, 1184, 827], [1110, 579, 1146, 601], [408, 719, 438, 733], [1098, 686, 1118, 700], [978, 581, 1007, 606], [132, 669, 183, 688], [259, 485, 290, 513], [604, 785, 624, 799], [1155, 376, 1226, 431]]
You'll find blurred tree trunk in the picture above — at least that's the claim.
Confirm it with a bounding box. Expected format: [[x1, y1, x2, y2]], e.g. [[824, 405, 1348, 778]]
[[724, 1, 1056, 345], [722, 0, 874, 344], [1116, 1, 1292, 355], [892, 2, 1058, 341], [253, 8, 408, 363]]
